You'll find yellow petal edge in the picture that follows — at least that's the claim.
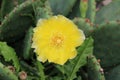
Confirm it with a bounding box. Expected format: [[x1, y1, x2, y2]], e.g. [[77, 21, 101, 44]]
[[32, 15, 85, 65]]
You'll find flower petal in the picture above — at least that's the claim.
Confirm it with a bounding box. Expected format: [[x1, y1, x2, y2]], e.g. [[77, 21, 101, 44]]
[[32, 15, 85, 65]]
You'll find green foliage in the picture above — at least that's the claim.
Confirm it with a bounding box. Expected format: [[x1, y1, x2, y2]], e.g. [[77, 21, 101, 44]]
[[80, 0, 88, 18], [105, 64, 120, 80], [86, 0, 96, 23], [0, 0, 25, 21], [67, 0, 81, 19], [10, 39, 24, 57], [87, 55, 105, 80], [92, 21, 120, 68], [73, 18, 94, 37], [95, 0, 120, 24], [23, 27, 33, 60], [55, 37, 93, 80], [20, 61, 40, 77], [36, 61, 45, 80], [49, 76, 63, 80], [0, 10, 1, 22], [32, 0, 52, 21], [49, 0, 77, 16], [66, 37, 93, 80], [0, 42, 20, 71], [0, 0, 35, 42], [0, 0, 120, 80], [0, 62, 18, 80]]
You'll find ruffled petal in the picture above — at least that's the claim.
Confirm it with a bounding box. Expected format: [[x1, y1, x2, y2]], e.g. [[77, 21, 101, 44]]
[[32, 15, 85, 65]]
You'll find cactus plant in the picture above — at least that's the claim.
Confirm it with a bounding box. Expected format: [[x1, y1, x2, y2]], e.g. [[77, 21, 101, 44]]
[[87, 55, 105, 80], [0, 0, 120, 80], [23, 27, 33, 60], [49, 0, 77, 16], [73, 18, 94, 37], [80, 0, 88, 18], [0, 0, 35, 42], [22, 0, 52, 60], [92, 21, 120, 68], [33, 0, 52, 21], [65, 37, 93, 80], [105, 64, 120, 80], [54, 37, 93, 80], [0, 62, 18, 80], [95, 0, 120, 24], [0, 0, 25, 21], [86, 0, 96, 23], [67, 0, 81, 19]]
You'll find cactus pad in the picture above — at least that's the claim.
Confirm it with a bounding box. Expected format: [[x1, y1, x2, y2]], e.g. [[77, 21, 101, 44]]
[[93, 21, 120, 67]]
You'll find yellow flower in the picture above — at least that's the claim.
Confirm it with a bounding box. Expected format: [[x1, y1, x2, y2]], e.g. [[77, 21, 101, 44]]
[[32, 15, 85, 65]]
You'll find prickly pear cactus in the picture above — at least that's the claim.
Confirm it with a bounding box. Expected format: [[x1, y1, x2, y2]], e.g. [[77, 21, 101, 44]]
[[0, 0, 35, 42], [105, 64, 120, 80], [67, 0, 81, 19], [86, 0, 96, 23], [49, 0, 77, 16], [73, 18, 94, 36], [95, 0, 120, 24], [1, 0, 25, 21], [23, 27, 33, 60], [0, 0, 120, 80], [88, 55, 105, 80], [0, 63, 18, 80], [92, 21, 120, 68]]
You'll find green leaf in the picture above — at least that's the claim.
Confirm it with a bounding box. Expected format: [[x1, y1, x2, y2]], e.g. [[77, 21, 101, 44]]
[[66, 37, 93, 80], [76, 76, 82, 80], [0, 42, 20, 71], [49, 76, 63, 80], [20, 61, 40, 77], [27, 76, 39, 80], [55, 37, 93, 80], [36, 61, 45, 80]]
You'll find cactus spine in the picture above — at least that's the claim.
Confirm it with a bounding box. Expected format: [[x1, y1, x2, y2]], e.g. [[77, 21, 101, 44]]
[[86, 0, 96, 23], [95, 0, 120, 24], [0, 62, 18, 80], [0, 0, 35, 42], [73, 18, 94, 37], [1, 0, 25, 21], [88, 55, 105, 80], [93, 21, 120, 67]]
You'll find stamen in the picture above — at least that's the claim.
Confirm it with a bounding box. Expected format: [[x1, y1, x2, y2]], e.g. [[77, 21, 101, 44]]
[[51, 34, 64, 47]]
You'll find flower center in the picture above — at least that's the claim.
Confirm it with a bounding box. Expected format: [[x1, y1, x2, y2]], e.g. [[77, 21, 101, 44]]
[[51, 34, 64, 47]]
